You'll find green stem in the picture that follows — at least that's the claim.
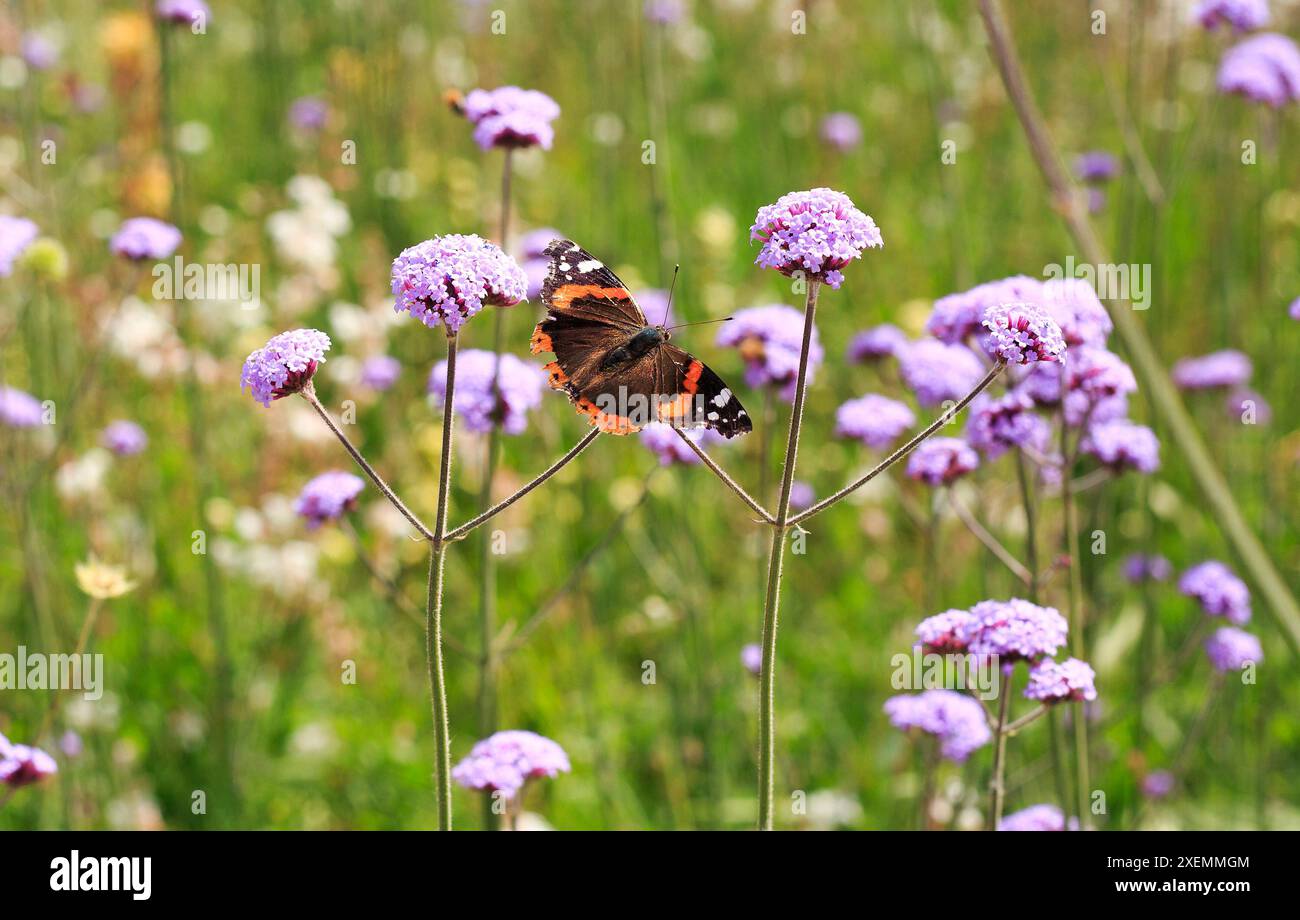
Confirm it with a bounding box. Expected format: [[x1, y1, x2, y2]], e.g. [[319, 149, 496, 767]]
[[756, 280, 819, 830], [988, 668, 1011, 830], [1059, 418, 1092, 829]]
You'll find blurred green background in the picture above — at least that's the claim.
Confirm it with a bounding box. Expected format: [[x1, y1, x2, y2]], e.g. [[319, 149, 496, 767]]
[[1, 0, 1297, 830]]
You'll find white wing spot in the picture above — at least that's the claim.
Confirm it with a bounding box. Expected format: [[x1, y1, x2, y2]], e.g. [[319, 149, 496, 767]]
[[577, 259, 603, 272], [707, 411, 720, 421], [559, 261, 571, 271], [712, 388, 732, 407]]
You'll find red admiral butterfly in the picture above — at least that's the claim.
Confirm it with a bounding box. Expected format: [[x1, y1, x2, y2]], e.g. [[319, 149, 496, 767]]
[[530, 239, 752, 438]]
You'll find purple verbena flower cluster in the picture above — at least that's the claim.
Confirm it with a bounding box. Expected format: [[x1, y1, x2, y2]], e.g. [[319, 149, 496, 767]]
[[110, 217, 182, 261], [835, 394, 915, 448], [749, 188, 883, 288], [0, 386, 45, 427], [295, 471, 365, 528], [1172, 349, 1253, 390], [101, 420, 148, 456], [392, 234, 527, 335], [451, 729, 571, 799], [883, 689, 992, 762], [240, 328, 331, 406], [462, 86, 561, 151], [1196, 0, 1270, 32], [1080, 419, 1161, 474], [998, 803, 1075, 831], [906, 437, 980, 487], [0, 215, 39, 276], [428, 349, 545, 435], [898, 339, 986, 408], [1217, 33, 1300, 107], [1205, 626, 1263, 672], [0, 731, 57, 788], [980, 302, 1066, 365], [639, 421, 724, 465], [1023, 657, 1098, 703], [1180, 560, 1251, 624], [847, 323, 907, 363], [716, 304, 823, 402]]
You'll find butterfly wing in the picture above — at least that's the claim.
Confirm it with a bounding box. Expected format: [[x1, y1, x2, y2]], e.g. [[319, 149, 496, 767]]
[[654, 343, 752, 438]]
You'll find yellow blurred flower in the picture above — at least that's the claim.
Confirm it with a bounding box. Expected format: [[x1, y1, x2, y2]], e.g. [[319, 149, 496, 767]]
[[18, 237, 69, 282], [75, 557, 137, 600]]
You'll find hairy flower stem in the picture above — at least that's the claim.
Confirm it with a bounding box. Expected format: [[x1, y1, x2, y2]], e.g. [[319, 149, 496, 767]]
[[1059, 418, 1092, 828], [988, 668, 1011, 830], [756, 280, 820, 830], [301, 385, 436, 542], [789, 362, 1005, 527], [1013, 449, 1039, 600], [426, 334, 459, 830], [978, 0, 1300, 653]]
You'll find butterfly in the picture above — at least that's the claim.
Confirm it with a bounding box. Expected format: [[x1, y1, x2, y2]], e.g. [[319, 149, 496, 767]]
[[530, 239, 752, 438]]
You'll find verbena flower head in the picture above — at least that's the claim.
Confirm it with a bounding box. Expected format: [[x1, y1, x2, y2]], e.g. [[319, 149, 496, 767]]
[[1062, 346, 1137, 426], [289, 95, 329, 132], [927, 275, 1044, 344], [741, 643, 762, 675], [1217, 33, 1300, 107], [1081, 419, 1160, 474], [360, 355, 401, 391], [1290, 296, 1300, 321], [835, 394, 915, 449], [428, 349, 544, 435], [0, 386, 45, 427], [1041, 278, 1112, 347], [898, 339, 986, 408], [1123, 553, 1173, 583], [1180, 560, 1251, 624], [1205, 626, 1263, 672], [915, 608, 975, 654], [883, 690, 991, 762], [820, 112, 863, 152], [749, 188, 882, 289], [517, 228, 563, 262], [636, 288, 677, 329], [1142, 770, 1175, 799], [1225, 388, 1271, 424], [101, 420, 148, 456], [1172, 349, 1253, 390], [451, 730, 571, 800], [965, 391, 1050, 459], [789, 480, 815, 511], [980, 302, 1066, 365], [1196, 0, 1271, 33], [847, 324, 907, 362], [110, 217, 182, 261], [295, 471, 365, 529], [241, 328, 331, 406], [644, 0, 686, 24], [462, 86, 561, 151], [1074, 150, 1119, 183], [907, 437, 980, 487], [156, 0, 211, 26], [959, 598, 1069, 662], [1024, 657, 1098, 703], [639, 421, 724, 465], [716, 304, 823, 402], [392, 234, 527, 335], [0, 732, 58, 788], [998, 804, 1074, 831], [21, 33, 58, 71], [0, 215, 39, 277]]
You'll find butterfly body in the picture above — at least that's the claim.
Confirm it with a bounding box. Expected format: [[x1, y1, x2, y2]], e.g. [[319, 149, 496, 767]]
[[531, 239, 751, 438]]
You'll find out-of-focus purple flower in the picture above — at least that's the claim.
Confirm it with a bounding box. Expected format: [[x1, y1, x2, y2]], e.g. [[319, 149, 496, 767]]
[[1290, 297, 1300, 321], [1123, 553, 1173, 583], [927, 275, 1044, 344], [59, 730, 82, 759], [1172, 349, 1253, 390], [835, 394, 914, 448], [965, 391, 1049, 459], [1062, 347, 1138, 426], [958, 598, 1068, 662], [1024, 657, 1098, 703], [289, 95, 329, 132], [1205, 626, 1263, 672], [0, 732, 58, 788], [1217, 33, 1300, 107], [295, 471, 365, 528], [392, 234, 527, 335], [820, 112, 862, 152], [980, 302, 1066, 365], [1141, 770, 1175, 799], [1042, 278, 1112, 348], [638, 421, 723, 465], [517, 228, 562, 262], [1086, 187, 1107, 214], [241, 328, 331, 407], [156, 0, 211, 25], [462, 86, 561, 151], [110, 217, 182, 261], [898, 339, 986, 408], [1195, 0, 1271, 33], [906, 437, 980, 487], [1074, 151, 1119, 183], [1180, 560, 1251, 625], [644, 0, 686, 24], [847, 324, 906, 362], [883, 690, 991, 762], [789, 480, 815, 511], [21, 33, 58, 71], [522, 258, 548, 300], [429, 349, 544, 435], [716, 305, 823, 402], [101, 420, 148, 456], [0, 386, 45, 427], [914, 608, 975, 654], [741, 643, 762, 675], [636, 288, 677, 329], [998, 804, 1075, 831], [1081, 419, 1160, 474], [0, 215, 39, 276], [360, 355, 401, 391], [1225, 388, 1271, 424], [749, 188, 883, 289], [451, 730, 570, 800]]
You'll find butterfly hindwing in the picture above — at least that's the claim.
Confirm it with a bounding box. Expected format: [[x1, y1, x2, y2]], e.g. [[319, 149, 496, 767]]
[[656, 344, 752, 438]]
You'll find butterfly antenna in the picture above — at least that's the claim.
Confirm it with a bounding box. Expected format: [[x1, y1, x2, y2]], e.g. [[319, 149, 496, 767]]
[[664, 317, 734, 332], [661, 264, 680, 327]]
